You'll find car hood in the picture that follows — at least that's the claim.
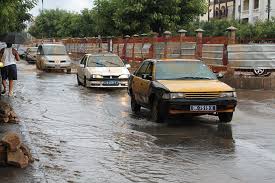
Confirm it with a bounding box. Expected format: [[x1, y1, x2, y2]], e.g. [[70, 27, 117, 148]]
[[86, 67, 130, 76], [157, 80, 234, 92], [44, 55, 71, 61]]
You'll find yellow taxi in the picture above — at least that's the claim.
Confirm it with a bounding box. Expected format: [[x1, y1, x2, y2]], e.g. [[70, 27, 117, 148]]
[[128, 59, 237, 123]]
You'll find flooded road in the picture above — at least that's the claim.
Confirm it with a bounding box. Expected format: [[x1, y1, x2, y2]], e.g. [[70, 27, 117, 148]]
[[7, 61, 275, 182]]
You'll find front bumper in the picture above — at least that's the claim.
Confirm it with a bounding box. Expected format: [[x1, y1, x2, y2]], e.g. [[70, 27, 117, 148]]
[[86, 79, 128, 88], [44, 62, 71, 70], [161, 97, 237, 115]]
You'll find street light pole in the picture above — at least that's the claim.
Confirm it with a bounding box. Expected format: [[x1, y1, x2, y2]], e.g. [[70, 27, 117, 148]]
[[267, 0, 271, 21], [239, 0, 241, 23], [42, 0, 44, 13], [208, 0, 210, 21]]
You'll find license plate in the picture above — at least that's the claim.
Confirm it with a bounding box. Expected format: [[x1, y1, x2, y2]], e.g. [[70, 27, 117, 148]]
[[190, 105, 217, 111], [103, 80, 119, 85], [55, 65, 61, 69]]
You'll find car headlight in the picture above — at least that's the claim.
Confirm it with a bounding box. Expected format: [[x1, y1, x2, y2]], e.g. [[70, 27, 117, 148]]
[[162, 93, 186, 99], [119, 74, 129, 79], [91, 74, 103, 79], [219, 92, 237, 98]]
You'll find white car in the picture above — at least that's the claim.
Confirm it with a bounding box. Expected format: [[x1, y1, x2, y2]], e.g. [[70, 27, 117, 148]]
[[77, 53, 131, 88]]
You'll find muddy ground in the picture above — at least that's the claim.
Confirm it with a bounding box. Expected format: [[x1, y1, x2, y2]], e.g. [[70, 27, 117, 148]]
[[0, 61, 275, 183]]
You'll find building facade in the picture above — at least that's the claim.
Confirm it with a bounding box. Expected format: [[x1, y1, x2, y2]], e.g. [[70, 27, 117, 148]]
[[201, 0, 275, 23]]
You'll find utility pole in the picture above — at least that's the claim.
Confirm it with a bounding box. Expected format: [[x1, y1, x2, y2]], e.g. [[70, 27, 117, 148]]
[[219, 0, 221, 19], [42, 0, 44, 13], [267, 0, 271, 21], [233, 0, 236, 20], [208, 0, 210, 21], [239, 0, 241, 23]]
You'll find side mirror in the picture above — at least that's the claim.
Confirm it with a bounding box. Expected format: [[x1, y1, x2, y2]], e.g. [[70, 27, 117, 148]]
[[142, 74, 152, 80], [125, 64, 131, 68], [37, 52, 41, 55], [68, 52, 72, 55], [80, 64, 85, 68], [216, 73, 224, 79]]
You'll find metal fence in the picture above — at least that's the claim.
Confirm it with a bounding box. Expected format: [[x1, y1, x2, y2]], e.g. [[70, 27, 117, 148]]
[[32, 27, 275, 73]]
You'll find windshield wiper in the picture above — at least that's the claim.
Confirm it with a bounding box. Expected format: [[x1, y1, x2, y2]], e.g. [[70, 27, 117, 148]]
[[174, 77, 213, 80], [89, 61, 106, 67]]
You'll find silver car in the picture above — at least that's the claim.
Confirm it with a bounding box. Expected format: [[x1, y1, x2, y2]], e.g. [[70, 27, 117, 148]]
[[36, 44, 71, 73]]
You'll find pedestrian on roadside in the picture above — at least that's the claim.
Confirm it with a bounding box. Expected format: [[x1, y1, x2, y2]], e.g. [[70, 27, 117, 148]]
[[0, 43, 20, 97]]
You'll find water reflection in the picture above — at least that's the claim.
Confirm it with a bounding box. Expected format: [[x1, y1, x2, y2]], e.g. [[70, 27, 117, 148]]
[[110, 116, 235, 182]]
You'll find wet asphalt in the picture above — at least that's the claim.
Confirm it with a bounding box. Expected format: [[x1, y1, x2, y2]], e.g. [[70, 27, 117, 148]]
[[1, 61, 275, 183]]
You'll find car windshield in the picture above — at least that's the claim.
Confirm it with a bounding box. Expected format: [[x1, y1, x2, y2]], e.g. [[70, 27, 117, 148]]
[[43, 45, 67, 55], [156, 61, 217, 80], [87, 56, 124, 67]]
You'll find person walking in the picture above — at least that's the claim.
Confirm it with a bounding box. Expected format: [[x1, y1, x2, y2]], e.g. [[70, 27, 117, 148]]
[[0, 43, 20, 97]]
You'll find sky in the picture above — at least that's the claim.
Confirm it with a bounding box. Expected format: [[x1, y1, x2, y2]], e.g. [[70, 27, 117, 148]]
[[30, 0, 94, 16]]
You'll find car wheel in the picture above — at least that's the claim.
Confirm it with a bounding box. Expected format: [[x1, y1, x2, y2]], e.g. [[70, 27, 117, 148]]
[[77, 75, 81, 86], [218, 112, 233, 123], [253, 68, 265, 76], [131, 95, 141, 114], [84, 77, 87, 87], [151, 98, 166, 123]]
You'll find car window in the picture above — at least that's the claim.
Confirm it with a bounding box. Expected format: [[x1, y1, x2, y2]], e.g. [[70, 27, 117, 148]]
[[84, 57, 87, 66], [43, 45, 67, 55], [155, 61, 217, 80], [136, 62, 150, 77], [145, 63, 153, 77], [80, 56, 86, 65], [38, 46, 43, 55]]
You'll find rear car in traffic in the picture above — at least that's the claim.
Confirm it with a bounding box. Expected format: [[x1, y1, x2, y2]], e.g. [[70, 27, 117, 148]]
[[26, 47, 38, 63], [128, 59, 237, 123], [36, 44, 71, 73], [76, 53, 130, 88]]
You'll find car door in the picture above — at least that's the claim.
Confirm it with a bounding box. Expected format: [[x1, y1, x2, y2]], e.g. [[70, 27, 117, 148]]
[[132, 61, 150, 104], [78, 56, 87, 80], [140, 62, 153, 105]]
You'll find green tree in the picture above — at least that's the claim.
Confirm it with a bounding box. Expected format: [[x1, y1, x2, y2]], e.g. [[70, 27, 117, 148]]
[[29, 0, 208, 38], [111, 0, 207, 35], [0, 0, 37, 34], [78, 9, 96, 37], [28, 9, 81, 38]]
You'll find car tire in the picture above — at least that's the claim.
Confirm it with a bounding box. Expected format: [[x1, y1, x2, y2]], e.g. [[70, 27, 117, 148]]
[[77, 75, 81, 86], [151, 98, 166, 123], [218, 112, 233, 123], [131, 95, 141, 114]]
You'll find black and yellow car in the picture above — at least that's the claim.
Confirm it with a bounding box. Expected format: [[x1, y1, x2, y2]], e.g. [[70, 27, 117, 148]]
[[128, 59, 237, 123]]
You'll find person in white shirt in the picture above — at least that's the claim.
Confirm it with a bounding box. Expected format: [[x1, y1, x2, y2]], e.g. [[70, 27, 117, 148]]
[[0, 43, 20, 97]]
